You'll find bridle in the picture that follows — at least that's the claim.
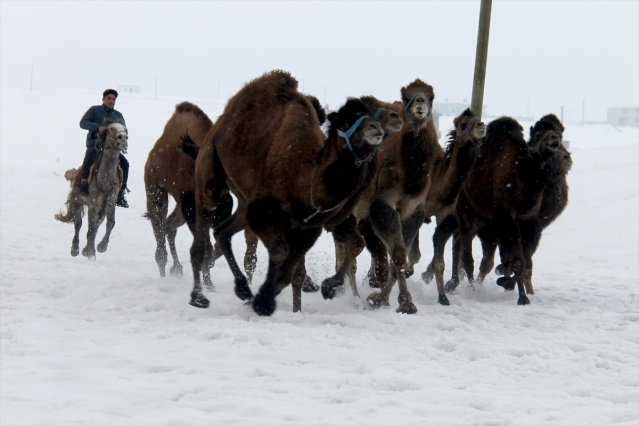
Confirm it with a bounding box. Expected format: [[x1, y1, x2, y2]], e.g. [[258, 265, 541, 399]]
[[104, 126, 128, 153]]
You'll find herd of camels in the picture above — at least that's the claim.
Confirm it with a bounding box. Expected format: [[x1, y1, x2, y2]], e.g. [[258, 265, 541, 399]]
[[65, 69, 574, 316]]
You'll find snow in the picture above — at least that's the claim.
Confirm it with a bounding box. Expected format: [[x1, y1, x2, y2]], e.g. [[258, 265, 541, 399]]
[[1, 86, 638, 426]]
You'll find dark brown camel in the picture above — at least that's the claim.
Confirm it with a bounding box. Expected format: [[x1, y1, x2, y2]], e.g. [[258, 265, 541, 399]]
[[176, 96, 329, 292], [453, 114, 570, 305], [412, 108, 486, 305], [188, 70, 393, 315], [322, 78, 440, 314]]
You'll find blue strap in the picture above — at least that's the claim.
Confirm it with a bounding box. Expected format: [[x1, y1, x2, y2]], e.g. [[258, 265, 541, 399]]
[[337, 115, 374, 166], [404, 93, 431, 119]]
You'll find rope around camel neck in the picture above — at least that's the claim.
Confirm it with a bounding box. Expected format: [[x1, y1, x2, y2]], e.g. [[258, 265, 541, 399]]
[[303, 165, 344, 223]]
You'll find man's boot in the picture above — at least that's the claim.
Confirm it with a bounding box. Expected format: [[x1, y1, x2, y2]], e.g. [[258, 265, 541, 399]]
[[116, 186, 129, 208]]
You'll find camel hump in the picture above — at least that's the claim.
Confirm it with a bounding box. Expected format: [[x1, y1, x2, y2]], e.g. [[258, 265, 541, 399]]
[[258, 70, 299, 103], [175, 101, 206, 117]]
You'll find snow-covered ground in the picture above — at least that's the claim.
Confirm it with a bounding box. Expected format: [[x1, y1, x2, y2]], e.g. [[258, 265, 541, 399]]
[[1, 86, 637, 426]]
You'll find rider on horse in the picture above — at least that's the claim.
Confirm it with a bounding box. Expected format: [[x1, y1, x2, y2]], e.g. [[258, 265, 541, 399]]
[[79, 89, 130, 208]]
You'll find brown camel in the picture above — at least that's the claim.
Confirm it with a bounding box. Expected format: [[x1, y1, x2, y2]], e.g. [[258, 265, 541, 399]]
[[413, 108, 486, 305], [322, 78, 440, 314], [454, 114, 570, 305], [188, 70, 395, 315]]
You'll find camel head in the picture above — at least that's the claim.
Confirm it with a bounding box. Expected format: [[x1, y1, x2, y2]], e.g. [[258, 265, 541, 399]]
[[454, 108, 486, 140], [529, 114, 571, 175], [359, 96, 403, 135], [400, 79, 435, 128]]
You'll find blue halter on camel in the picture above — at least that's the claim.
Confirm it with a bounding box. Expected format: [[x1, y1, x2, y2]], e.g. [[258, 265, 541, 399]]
[[404, 93, 432, 119], [337, 114, 380, 167]]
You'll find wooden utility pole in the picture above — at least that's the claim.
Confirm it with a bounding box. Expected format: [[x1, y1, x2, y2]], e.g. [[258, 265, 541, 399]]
[[471, 0, 492, 118]]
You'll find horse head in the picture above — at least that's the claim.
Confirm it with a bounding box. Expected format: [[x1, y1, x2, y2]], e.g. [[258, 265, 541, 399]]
[[105, 122, 128, 154]]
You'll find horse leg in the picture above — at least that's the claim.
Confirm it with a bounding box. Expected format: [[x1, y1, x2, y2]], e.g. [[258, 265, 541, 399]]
[[166, 206, 185, 277], [97, 202, 116, 253], [82, 207, 99, 260], [71, 207, 83, 257], [366, 200, 417, 314]]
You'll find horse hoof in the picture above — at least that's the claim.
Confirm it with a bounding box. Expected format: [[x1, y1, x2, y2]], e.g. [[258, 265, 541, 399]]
[[444, 279, 460, 292], [438, 294, 450, 306], [252, 293, 276, 316], [497, 277, 516, 291], [367, 292, 390, 309], [302, 275, 319, 293], [189, 291, 210, 309], [169, 265, 183, 278], [517, 295, 531, 305], [422, 269, 433, 284]]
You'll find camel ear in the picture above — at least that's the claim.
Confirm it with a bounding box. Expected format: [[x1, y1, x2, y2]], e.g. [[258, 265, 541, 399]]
[[327, 112, 337, 125]]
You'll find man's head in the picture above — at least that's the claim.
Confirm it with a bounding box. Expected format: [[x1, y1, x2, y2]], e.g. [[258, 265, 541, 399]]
[[102, 89, 118, 109]]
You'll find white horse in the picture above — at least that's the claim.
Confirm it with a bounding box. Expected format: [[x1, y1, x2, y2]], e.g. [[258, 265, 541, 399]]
[[55, 119, 128, 260]]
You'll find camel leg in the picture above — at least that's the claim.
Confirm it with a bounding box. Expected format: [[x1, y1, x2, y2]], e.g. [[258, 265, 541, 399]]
[[429, 215, 458, 305], [189, 203, 215, 308], [366, 200, 417, 314], [360, 219, 389, 289], [253, 227, 322, 315], [519, 219, 542, 295], [476, 225, 498, 284], [402, 207, 425, 279], [494, 210, 529, 305], [322, 215, 363, 299], [166, 206, 185, 278], [146, 185, 169, 277], [214, 210, 252, 301], [244, 229, 258, 284]]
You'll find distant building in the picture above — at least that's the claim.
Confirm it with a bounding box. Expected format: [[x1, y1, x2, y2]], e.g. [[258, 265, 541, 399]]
[[607, 107, 639, 127], [118, 85, 141, 94]]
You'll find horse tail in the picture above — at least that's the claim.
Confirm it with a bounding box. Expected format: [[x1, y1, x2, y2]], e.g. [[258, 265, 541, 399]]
[[54, 193, 84, 223]]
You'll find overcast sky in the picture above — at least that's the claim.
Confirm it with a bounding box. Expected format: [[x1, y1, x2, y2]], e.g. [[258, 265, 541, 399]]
[[1, 1, 637, 122]]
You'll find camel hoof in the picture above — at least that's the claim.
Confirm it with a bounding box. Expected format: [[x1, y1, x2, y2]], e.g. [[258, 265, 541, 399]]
[[438, 294, 450, 306], [421, 269, 433, 284], [517, 295, 531, 305], [321, 276, 343, 300], [252, 292, 276, 316], [396, 304, 418, 314], [189, 291, 210, 309], [97, 242, 108, 253], [204, 282, 216, 292], [367, 292, 390, 309], [444, 279, 460, 292], [405, 266, 414, 279], [497, 277, 516, 291], [169, 264, 183, 278], [302, 275, 319, 293], [71, 247, 79, 257], [495, 264, 507, 275], [234, 276, 252, 301]]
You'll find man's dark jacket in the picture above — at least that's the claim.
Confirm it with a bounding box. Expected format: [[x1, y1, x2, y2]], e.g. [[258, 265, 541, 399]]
[[79, 105, 126, 147]]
